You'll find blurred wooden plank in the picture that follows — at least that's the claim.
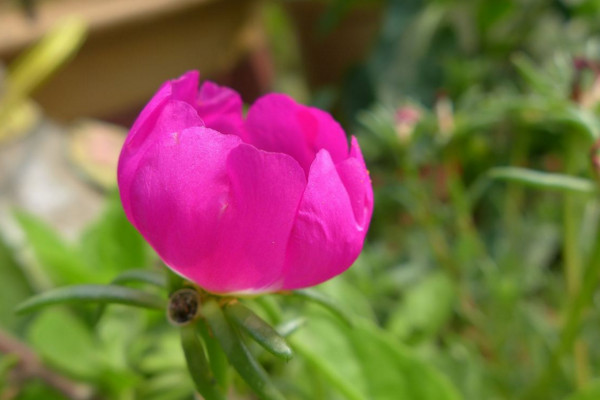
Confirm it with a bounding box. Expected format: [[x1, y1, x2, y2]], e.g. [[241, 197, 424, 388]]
[[0, 0, 218, 55], [0, 0, 264, 120]]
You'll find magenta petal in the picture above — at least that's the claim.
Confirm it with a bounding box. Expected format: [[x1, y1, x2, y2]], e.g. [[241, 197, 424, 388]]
[[335, 137, 374, 229], [196, 81, 244, 136], [244, 94, 348, 174], [203, 144, 306, 293], [282, 149, 367, 290], [125, 127, 242, 286], [118, 100, 205, 220]]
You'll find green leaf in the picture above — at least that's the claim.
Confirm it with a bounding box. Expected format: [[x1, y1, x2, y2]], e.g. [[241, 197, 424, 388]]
[[292, 289, 353, 326], [180, 324, 225, 400], [15, 211, 96, 285], [28, 308, 102, 380], [197, 318, 230, 390], [93, 269, 167, 323], [0, 234, 33, 332], [349, 322, 461, 400], [225, 302, 293, 360], [487, 167, 598, 194], [111, 269, 167, 288], [80, 192, 153, 277], [470, 167, 598, 205], [203, 299, 285, 400], [512, 54, 560, 97], [386, 272, 456, 341], [292, 340, 364, 400], [135, 331, 186, 374], [487, 167, 597, 194], [10, 380, 73, 400], [292, 312, 462, 400], [138, 371, 193, 400], [15, 284, 165, 314]]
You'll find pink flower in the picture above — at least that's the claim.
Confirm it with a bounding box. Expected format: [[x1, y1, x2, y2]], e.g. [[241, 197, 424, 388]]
[[118, 71, 373, 294]]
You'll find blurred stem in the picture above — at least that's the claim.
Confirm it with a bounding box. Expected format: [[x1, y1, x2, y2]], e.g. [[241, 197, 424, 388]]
[[445, 159, 494, 329], [521, 216, 600, 399], [504, 131, 530, 236], [0, 329, 93, 400], [446, 161, 496, 271], [563, 142, 589, 388], [574, 342, 590, 389]]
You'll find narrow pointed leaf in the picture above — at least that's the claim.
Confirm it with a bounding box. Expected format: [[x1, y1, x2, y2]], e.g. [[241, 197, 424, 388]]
[[203, 299, 285, 400], [198, 318, 230, 390], [292, 289, 353, 327], [469, 167, 598, 206], [111, 269, 167, 288], [15, 284, 165, 314], [180, 324, 226, 400], [489, 167, 597, 193], [226, 302, 293, 361], [93, 269, 168, 324]]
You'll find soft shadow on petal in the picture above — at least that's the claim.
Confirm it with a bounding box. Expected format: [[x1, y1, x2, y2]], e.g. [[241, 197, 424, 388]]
[[244, 94, 348, 174], [282, 149, 366, 290], [335, 136, 374, 229], [201, 144, 307, 294], [127, 127, 242, 287], [296, 106, 348, 162], [118, 99, 205, 221], [196, 81, 244, 137]]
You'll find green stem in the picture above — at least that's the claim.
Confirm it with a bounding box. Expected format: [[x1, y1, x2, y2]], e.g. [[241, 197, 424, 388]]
[[504, 131, 530, 239], [563, 144, 588, 389], [447, 163, 496, 271]]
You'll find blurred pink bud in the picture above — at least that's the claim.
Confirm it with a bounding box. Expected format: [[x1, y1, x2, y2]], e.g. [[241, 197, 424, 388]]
[[394, 106, 421, 141], [118, 71, 373, 294]]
